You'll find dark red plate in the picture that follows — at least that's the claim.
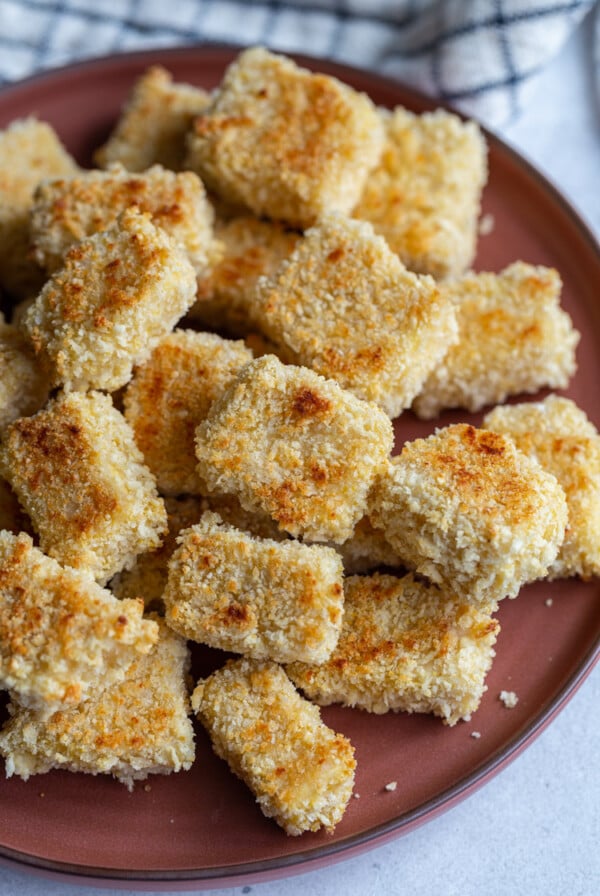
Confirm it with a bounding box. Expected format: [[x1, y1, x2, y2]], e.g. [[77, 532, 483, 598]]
[[0, 46, 598, 890]]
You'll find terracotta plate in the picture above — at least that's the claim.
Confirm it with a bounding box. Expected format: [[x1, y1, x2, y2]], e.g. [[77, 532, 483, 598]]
[[0, 46, 599, 890]]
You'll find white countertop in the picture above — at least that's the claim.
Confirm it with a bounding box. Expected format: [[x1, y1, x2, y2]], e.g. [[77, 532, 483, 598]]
[[0, 15, 598, 896]]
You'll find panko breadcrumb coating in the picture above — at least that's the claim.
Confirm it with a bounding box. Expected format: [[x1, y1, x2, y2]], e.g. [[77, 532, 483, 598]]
[[0, 118, 78, 298], [0, 391, 167, 584], [287, 573, 499, 726], [483, 395, 600, 580], [195, 355, 394, 543], [186, 47, 384, 228], [191, 215, 300, 334], [0, 531, 158, 711], [0, 619, 194, 789], [23, 207, 197, 392], [354, 107, 487, 279], [30, 163, 218, 274], [192, 658, 356, 835], [0, 320, 48, 429], [124, 330, 253, 496], [164, 512, 344, 664], [253, 214, 457, 416], [95, 65, 211, 172], [413, 263, 580, 419], [369, 424, 568, 603]]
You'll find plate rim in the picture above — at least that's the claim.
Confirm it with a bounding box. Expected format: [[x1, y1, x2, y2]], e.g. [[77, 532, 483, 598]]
[[0, 42, 599, 889]]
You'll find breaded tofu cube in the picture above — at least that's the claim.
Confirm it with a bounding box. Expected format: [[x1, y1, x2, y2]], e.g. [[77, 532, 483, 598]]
[[287, 573, 499, 725], [124, 330, 253, 496], [191, 215, 300, 333], [253, 215, 457, 416], [23, 208, 197, 392], [0, 531, 158, 711], [164, 511, 344, 664], [0, 391, 167, 584], [483, 395, 600, 580], [335, 516, 404, 575], [95, 65, 211, 172], [30, 163, 217, 275], [353, 107, 487, 279], [195, 355, 394, 543], [0, 320, 48, 429], [369, 424, 568, 603], [192, 658, 356, 835], [0, 118, 78, 298], [110, 495, 204, 611], [186, 47, 384, 228], [0, 619, 194, 789], [413, 263, 580, 419]]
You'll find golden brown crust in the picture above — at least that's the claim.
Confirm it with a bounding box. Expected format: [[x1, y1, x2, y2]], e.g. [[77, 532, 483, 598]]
[[186, 47, 384, 227], [1, 391, 167, 584], [484, 395, 600, 580], [124, 330, 253, 495], [0, 531, 158, 711], [164, 511, 344, 663], [192, 657, 355, 834], [287, 573, 499, 725], [0, 619, 194, 788], [195, 355, 394, 543], [369, 424, 568, 602]]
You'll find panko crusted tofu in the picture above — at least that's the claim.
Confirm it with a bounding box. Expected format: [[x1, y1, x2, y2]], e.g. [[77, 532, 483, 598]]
[[30, 163, 217, 274], [164, 512, 344, 664], [95, 65, 211, 172], [413, 263, 580, 419], [124, 330, 253, 496], [369, 424, 568, 603], [0, 391, 167, 584], [0, 320, 48, 429], [287, 573, 499, 726], [192, 658, 356, 835], [0, 118, 78, 298], [191, 215, 300, 334], [484, 396, 600, 580], [353, 107, 487, 279], [0, 531, 158, 711], [23, 208, 197, 392], [186, 47, 384, 228], [0, 619, 194, 789], [253, 214, 457, 416], [195, 355, 394, 543]]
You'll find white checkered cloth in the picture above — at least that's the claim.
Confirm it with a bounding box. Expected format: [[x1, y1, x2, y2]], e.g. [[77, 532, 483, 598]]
[[0, 0, 596, 126]]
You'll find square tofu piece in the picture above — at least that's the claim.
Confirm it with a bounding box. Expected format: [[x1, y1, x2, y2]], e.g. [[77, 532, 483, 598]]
[[0, 391, 167, 584], [164, 511, 344, 664], [95, 65, 211, 172], [0, 118, 78, 298], [0, 619, 194, 789], [30, 163, 217, 275], [186, 47, 384, 228], [195, 355, 394, 543], [484, 395, 600, 580], [124, 330, 253, 496], [23, 208, 197, 392], [413, 263, 580, 419], [0, 321, 48, 429], [369, 424, 567, 603], [253, 215, 457, 416], [191, 215, 300, 334], [287, 573, 499, 725], [353, 107, 487, 279], [192, 658, 356, 835], [0, 531, 158, 711]]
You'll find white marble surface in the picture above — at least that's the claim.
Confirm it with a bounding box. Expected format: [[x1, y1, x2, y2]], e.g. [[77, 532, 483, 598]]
[[0, 14, 599, 896]]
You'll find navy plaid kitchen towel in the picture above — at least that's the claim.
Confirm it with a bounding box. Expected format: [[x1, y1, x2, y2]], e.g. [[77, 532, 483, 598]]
[[0, 0, 596, 125]]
